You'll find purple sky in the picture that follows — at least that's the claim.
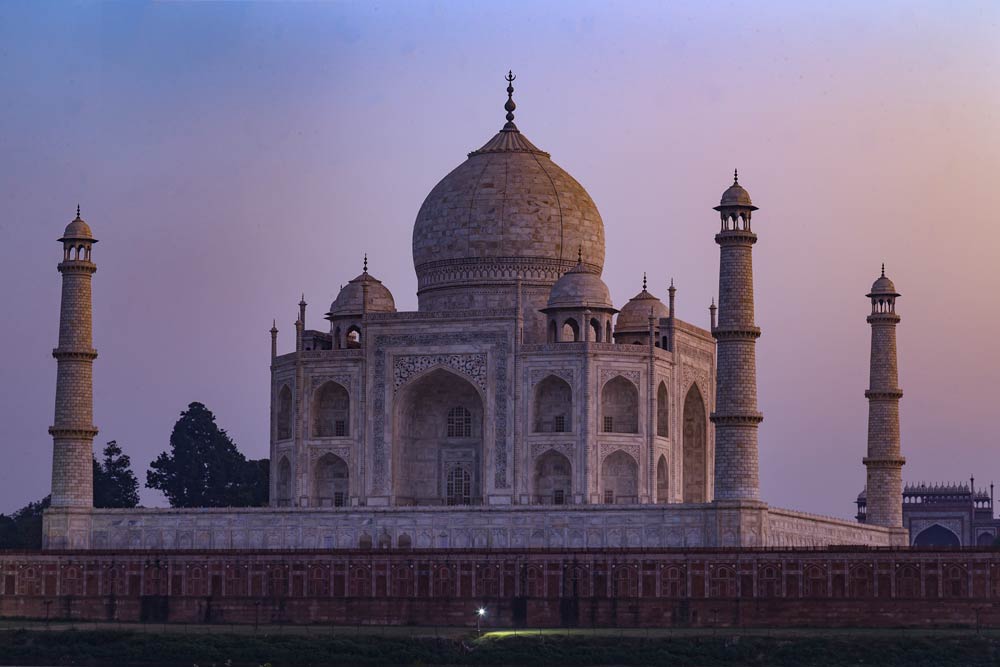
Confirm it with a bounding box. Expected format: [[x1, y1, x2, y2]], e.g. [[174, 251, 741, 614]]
[[2, 1, 998, 516]]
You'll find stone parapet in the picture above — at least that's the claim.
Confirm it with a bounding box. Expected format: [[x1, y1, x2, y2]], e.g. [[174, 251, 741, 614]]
[[43, 502, 903, 551]]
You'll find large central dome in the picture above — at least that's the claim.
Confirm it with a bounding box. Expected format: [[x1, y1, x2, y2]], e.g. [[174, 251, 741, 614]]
[[412, 76, 605, 317]]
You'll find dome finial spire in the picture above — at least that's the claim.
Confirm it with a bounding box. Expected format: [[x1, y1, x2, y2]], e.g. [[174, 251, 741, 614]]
[[577, 245, 582, 265], [504, 70, 517, 129], [733, 168, 739, 185], [363, 253, 368, 274], [881, 262, 885, 278], [642, 272, 647, 291], [75, 204, 81, 220]]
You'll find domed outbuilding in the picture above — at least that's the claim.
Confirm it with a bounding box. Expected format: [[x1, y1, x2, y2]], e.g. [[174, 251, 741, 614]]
[[325, 259, 396, 349], [541, 256, 616, 342], [613, 275, 670, 346]]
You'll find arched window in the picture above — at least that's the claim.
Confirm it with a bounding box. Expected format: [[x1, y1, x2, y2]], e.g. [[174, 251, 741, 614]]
[[346, 325, 361, 348], [664, 567, 686, 597], [446, 466, 472, 505], [277, 385, 292, 440], [312, 381, 350, 437], [590, 318, 602, 342], [656, 382, 669, 437], [601, 450, 638, 504], [710, 567, 735, 598], [613, 566, 638, 598], [601, 376, 639, 434], [805, 566, 827, 597], [276, 456, 291, 506], [313, 453, 349, 507], [533, 450, 572, 504], [561, 318, 580, 342], [446, 406, 472, 438], [533, 375, 572, 433], [656, 454, 668, 504], [682, 384, 707, 503]]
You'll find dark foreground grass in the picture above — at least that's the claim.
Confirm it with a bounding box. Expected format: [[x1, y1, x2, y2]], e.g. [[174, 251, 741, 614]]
[[2, 628, 999, 667]]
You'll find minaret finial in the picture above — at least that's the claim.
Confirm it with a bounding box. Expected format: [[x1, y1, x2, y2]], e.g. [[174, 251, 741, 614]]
[[75, 204, 81, 220], [577, 245, 582, 264], [363, 253, 368, 274], [504, 70, 517, 128], [733, 169, 739, 185], [642, 272, 647, 291], [881, 262, 885, 278]]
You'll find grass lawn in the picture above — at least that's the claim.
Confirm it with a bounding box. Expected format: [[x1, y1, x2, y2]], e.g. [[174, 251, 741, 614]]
[[0, 624, 998, 666]]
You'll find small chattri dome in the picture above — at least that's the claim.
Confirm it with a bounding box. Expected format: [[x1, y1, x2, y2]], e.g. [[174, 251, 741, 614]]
[[545, 262, 614, 311], [326, 267, 396, 319], [868, 265, 899, 296], [59, 206, 96, 242], [615, 284, 669, 333], [714, 169, 758, 211]]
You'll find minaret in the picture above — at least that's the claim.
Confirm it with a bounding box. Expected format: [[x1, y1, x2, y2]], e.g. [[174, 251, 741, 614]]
[[666, 279, 676, 352], [711, 171, 763, 502], [270, 319, 278, 360], [49, 206, 98, 508], [863, 265, 905, 527]]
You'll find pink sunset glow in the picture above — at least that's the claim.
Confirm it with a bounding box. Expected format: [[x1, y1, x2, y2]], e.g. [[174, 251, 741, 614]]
[[1, 1, 998, 517]]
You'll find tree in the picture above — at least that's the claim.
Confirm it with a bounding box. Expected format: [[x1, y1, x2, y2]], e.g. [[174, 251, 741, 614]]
[[0, 496, 50, 549], [235, 458, 270, 508], [147, 402, 269, 507], [93, 440, 140, 508]]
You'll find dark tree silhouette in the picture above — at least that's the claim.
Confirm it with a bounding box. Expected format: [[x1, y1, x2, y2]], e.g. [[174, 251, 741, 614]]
[[147, 402, 269, 507], [93, 440, 140, 508], [0, 496, 50, 549]]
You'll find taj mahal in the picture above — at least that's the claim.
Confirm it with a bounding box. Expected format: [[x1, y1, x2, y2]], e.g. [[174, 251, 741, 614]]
[[43, 74, 909, 551]]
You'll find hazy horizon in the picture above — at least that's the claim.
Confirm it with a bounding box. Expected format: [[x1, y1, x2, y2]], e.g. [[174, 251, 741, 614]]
[[2, 1, 998, 517]]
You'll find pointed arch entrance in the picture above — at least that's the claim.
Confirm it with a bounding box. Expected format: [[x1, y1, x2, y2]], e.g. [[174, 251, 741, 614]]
[[533, 449, 572, 504], [313, 453, 349, 507], [682, 384, 707, 503], [394, 368, 484, 505], [601, 450, 638, 505]]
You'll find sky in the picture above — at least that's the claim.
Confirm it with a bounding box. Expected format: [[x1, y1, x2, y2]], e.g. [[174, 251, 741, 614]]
[[1, 1, 998, 517]]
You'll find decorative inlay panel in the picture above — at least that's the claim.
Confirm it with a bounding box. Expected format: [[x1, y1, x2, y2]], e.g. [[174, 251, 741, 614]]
[[310, 375, 353, 390], [598, 369, 641, 388], [309, 446, 352, 465], [682, 365, 711, 401], [530, 442, 576, 461], [599, 443, 642, 465], [393, 354, 488, 394], [529, 368, 575, 386]]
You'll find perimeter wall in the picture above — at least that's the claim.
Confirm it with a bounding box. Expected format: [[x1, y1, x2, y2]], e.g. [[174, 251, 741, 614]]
[[2, 547, 998, 628]]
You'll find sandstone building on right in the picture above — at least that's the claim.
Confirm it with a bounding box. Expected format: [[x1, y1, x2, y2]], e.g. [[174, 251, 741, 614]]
[[857, 480, 1000, 546]]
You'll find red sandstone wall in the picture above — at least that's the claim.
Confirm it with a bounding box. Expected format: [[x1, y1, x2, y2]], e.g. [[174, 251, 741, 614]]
[[2, 548, 998, 628]]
